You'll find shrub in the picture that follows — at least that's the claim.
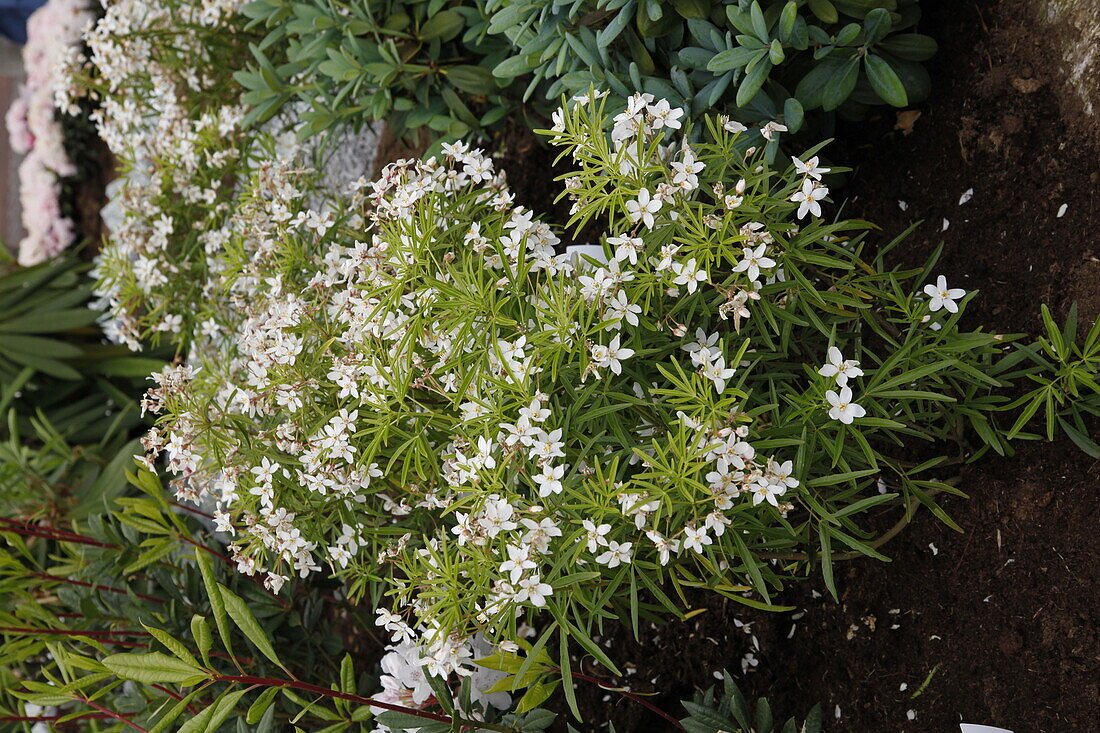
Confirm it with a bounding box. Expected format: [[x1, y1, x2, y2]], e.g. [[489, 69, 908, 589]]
[[487, 0, 935, 134], [236, 0, 936, 154], [62, 0, 261, 350], [127, 91, 1099, 690], [236, 0, 526, 142], [0, 471, 540, 731]]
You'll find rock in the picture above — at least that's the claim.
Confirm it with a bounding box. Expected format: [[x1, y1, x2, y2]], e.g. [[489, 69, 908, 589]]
[[1039, 0, 1100, 118]]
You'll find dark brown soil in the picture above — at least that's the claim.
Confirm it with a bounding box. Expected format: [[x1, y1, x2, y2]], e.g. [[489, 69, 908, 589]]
[[539, 0, 1100, 731]]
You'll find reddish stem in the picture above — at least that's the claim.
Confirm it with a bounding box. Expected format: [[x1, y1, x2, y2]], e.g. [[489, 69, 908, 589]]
[[0, 627, 152, 649], [31, 572, 165, 604], [75, 697, 148, 732], [0, 519, 120, 549], [557, 667, 685, 731], [151, 684, 200, 715], [0, 626, 140, 638], [179, 536, 290, 607], [215, 674, 453, 723], [172, 501, 214, 520], [0, 712, 123, 723]]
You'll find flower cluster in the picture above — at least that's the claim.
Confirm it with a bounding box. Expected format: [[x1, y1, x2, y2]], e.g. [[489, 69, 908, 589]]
[[126, 90, 1013, 668], [5, 0, 93, 265], [61, 0, 255, 348]]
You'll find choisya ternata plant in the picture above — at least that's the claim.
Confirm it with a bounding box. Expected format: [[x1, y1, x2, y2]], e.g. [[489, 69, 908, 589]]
[[139, 91, 1098, 690]]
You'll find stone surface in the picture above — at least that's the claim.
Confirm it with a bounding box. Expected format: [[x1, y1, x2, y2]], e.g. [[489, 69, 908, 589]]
[[1040, 0, 1100, 118], [0, 37, 24, 253]]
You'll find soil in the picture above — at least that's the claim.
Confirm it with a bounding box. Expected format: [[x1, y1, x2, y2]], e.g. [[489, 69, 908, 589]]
[[509, 0, 1100, 730]]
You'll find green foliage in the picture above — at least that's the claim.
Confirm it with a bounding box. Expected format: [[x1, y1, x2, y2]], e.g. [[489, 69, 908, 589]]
[[0, 253, 164, 519], [680, 670, 822, 733], [237, 0, 935, 150], [0, 471, 379, 730], [236, 0, 526, 147], [1000, 303, 1100, 455], [486, 0, 933, 132], [129, 93, 1099, 685]]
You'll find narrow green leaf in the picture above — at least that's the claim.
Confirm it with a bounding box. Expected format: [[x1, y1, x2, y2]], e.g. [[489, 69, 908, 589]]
[[101, 652, 207, 685], [219, 583, 283, 668]]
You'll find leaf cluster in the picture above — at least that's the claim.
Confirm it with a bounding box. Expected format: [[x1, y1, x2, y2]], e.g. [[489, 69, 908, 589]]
[[236, 0, 935, 149]]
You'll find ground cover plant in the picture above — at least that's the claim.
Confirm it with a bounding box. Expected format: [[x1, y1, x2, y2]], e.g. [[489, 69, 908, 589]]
[[1, 0, 1097, 729], [123, 90, 1097, 716]]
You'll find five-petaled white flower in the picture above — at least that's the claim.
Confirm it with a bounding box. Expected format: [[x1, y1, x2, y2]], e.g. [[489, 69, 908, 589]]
[[595, 540, 633, 567], [516, 575, 553, 607], [791, 179, 828, 219], [702, 356, 737, 394], [923, 275, 966, 313], [818, 346, 864, 387], [647, 99, 684, 130], [751, 481, 782, 507], [826, 386, 867, 425], [533, 463, 565, 497], [625, 188, 662, 229], [591, 335, 635, 375], [582, 520, 611, 552], [682, 525, 712, 554], [671, 258, 708, 293], [792, 155, 830, 181], [733, 244, 776, 281]]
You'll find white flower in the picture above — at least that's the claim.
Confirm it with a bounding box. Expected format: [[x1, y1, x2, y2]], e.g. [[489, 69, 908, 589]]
[[608, 234, 644, 265], [500, 544, 536, 583], [582, 520, 611, 552], [625, 188, 662, 229], [529, 428, 565, 462], [533, 463, 565, 497], [826, 386, 867, 425], [250, 457, 278, 486], [923, 275, 966, 313], [516, 575, 553, 607], [590, 335, 634, 375], [671, 258, 708, 293], [732, 244, 776, 281], [760, 121, 788, 141], [522, 517, 562, 553], [605, 290, 641, 328], [817, 346, 864, 387], [722, 117, 748, 134], [595, 540, 633, 568], [751, 480, 783, 507], [329, 545, 352, 569], [702, 356, 737, 394], [645, 530, 680, 565], [792, 155, 830, 181], [519, 397, 551, 423], [682, 525, 712, 554], [791, 179, 828, 219], [647, 99, 684, 130], [767, 459, 799, 490]]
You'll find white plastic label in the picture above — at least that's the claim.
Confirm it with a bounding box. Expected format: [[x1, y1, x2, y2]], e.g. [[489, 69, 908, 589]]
[[960, 725, 1014, 733]]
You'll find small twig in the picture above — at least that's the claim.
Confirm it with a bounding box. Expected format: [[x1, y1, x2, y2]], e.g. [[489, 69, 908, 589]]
[[551, 667, 685, 731], [30, 572, 165, 605], [75, 697, 148, 732], [213, 674, 518, 732]]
